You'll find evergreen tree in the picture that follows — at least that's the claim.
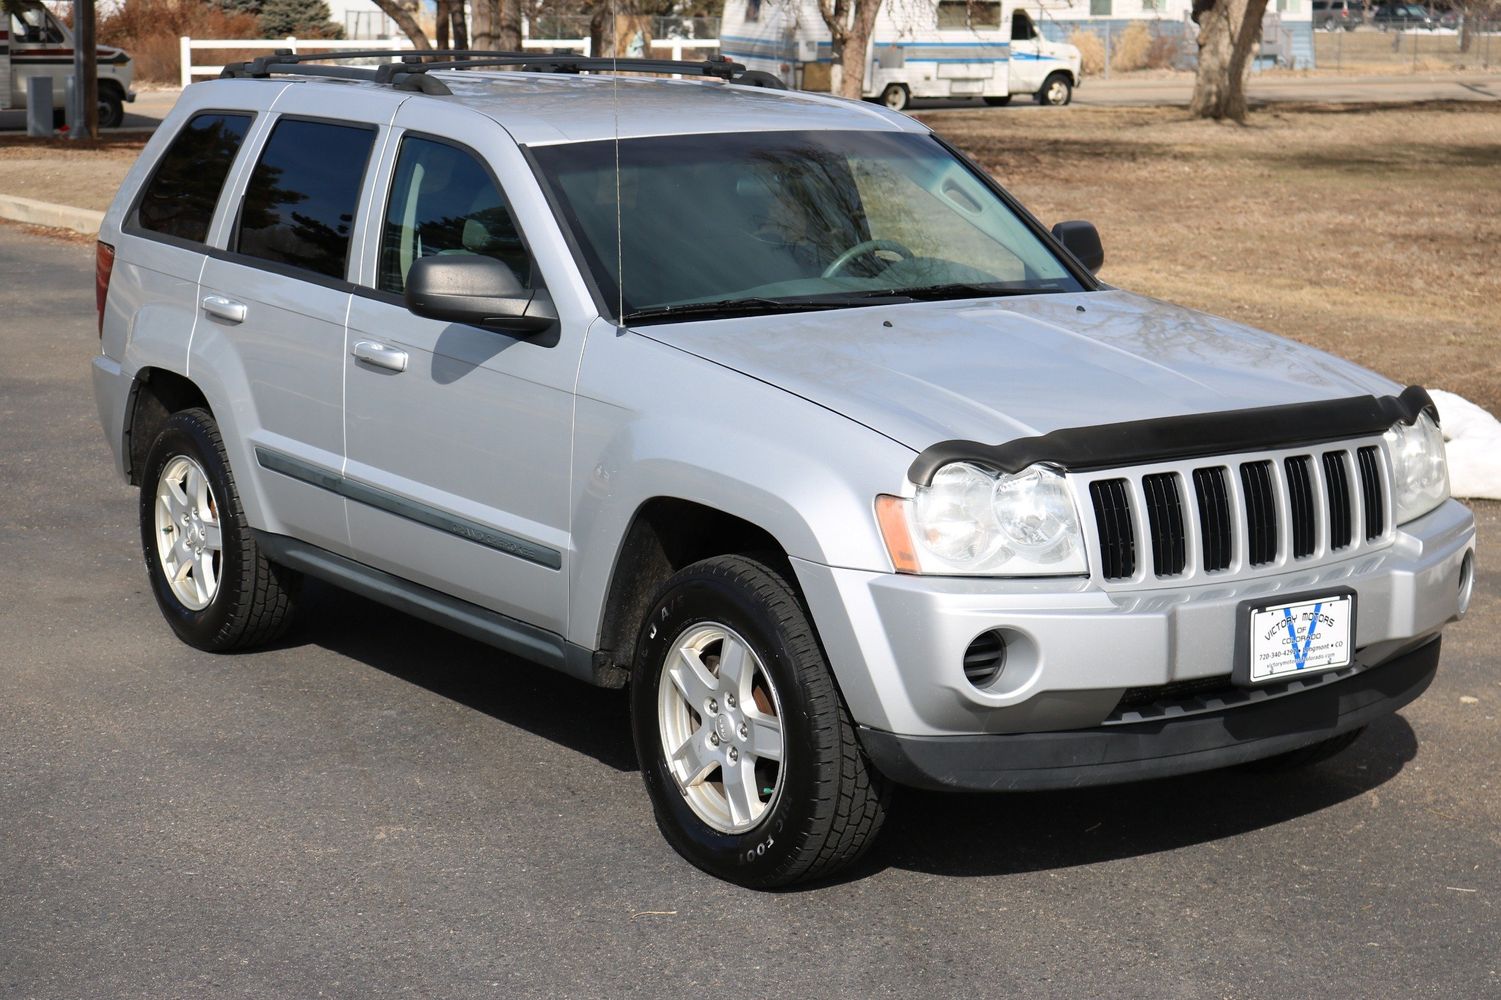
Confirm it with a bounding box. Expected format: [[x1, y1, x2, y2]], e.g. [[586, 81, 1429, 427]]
[[258, 0, 342, 38]]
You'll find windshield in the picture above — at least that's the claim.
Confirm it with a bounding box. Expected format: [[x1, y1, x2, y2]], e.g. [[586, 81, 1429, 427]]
[[529, 129, 1087, 322]]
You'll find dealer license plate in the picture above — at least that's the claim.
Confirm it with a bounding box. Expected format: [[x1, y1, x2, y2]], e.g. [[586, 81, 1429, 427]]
[[1245, 594, 1354, 684]]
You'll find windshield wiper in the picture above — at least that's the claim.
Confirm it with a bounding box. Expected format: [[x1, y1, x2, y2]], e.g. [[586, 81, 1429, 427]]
[[624, 295, 910, 323], [868, 282, 1053, 302]]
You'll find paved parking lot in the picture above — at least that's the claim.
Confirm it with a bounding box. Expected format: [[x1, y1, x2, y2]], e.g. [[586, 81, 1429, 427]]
[[1, 225, 1497, 998]]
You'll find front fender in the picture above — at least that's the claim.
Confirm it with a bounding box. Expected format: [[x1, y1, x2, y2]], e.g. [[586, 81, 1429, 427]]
[[567, 321, 916, 651]]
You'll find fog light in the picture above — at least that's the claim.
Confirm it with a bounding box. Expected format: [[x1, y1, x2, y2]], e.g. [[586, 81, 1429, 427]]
[[1458, 550, 1475, 616], [963, 630, 1007, 689]]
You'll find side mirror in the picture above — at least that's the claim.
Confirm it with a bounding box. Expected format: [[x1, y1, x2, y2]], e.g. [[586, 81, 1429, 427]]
[[404, 256, 558, 334], [1051, 220, 1104, 274]]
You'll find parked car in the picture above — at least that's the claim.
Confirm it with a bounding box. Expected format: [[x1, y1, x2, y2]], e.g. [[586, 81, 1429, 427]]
[[1373, 3, 1439, 29], [90, 51, 1476, 888], [1, 0, 135, 127], [1313, 0, 1364, 31]]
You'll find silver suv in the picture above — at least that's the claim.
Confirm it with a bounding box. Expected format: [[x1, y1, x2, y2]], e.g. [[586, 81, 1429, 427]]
[[91, 52, 1476, 887]]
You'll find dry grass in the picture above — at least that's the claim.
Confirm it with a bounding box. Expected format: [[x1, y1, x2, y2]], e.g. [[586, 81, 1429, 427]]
[[916, 101, 1501, 415], [0, 134, 146, 211], [1313, 29, 1501, 74]]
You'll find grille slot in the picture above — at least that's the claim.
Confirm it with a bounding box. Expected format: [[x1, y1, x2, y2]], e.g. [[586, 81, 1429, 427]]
[[962, 631, 1006, 688], [1284, 455, 1316, 559], [1322, 450, 1353, 550], [1357, 445, 1384, 539], [1193, 467, 1233, 572], [1090, 479, 1136, 580], [1142, 472, 1187, 577], [1240, 460, 1279, 566]]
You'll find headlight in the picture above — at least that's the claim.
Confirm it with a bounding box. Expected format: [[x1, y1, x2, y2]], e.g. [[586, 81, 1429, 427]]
[[876, 462, 1088, 576], [1384, 412, 1449, 524]]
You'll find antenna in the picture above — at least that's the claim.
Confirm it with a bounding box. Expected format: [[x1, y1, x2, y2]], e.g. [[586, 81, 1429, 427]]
[[612, 0, 624, 325]]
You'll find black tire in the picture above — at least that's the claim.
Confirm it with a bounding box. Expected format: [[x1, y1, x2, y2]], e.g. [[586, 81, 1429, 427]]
[[139, 408, 299, 651], [983, 95, 1012, 106], [630, 555, 889, 888], [1323, 16, 1340, 30], [1243, 727, 1367, 773], [1036, 72, 1073, 106], [98, 85, 125, 129], [879, 83, 910, 112]]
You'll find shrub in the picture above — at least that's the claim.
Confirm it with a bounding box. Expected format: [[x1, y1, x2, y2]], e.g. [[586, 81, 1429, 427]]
[[1110, 21, 1152, 73], [1068, 29, 1106, 76], [98, 0, 263, 84]]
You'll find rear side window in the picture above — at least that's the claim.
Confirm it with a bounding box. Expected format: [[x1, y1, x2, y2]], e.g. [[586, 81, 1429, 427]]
[[234, 118, 376, 280], [136, 112, 252, 244], [377, 136, 531, 294]]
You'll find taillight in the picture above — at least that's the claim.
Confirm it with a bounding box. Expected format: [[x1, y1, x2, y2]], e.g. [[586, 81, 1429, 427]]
[[95, 241, 115, 338]]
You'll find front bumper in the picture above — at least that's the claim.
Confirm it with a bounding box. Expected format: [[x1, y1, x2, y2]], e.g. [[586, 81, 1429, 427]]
[[860, 636, 1439, 791], [791, 498, 1474, 739]]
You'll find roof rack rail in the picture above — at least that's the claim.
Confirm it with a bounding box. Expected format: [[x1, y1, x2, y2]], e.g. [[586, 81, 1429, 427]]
[[219, 49, 787, 95]]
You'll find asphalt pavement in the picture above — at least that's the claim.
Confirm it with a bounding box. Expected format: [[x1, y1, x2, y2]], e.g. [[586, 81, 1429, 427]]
[[1, 224, 1497, 998]]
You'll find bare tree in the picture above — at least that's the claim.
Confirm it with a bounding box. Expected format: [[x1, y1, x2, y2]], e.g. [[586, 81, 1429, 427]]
[[435, 0, 469, 50], [471, 0, 499, 48], [815, 0, 883, 99], [499, 0, 524, 50], [1189, 0, 1270, 122], [369, 0, 431, 49]]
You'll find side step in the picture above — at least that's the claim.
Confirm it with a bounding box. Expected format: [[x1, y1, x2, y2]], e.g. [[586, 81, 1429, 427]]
[[253, 531, 615, 686]]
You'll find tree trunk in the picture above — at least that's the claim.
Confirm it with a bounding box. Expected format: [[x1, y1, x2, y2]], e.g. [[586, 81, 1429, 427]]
[[499, 0, 523, 50], [1459, 5, 1473, 53], [436, 0, 450, 50], [471, 0, 500, 50], [370, 0, 431, 50], [1189, 0, 1270, 122], [818, 0, 883, 99]]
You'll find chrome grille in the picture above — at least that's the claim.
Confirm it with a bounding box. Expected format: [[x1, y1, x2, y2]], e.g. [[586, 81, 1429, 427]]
[[1077, 436, 1393, 588]]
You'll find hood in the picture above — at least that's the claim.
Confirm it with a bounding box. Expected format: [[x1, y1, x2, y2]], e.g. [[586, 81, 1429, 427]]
[[631, 289, 1402, 455]]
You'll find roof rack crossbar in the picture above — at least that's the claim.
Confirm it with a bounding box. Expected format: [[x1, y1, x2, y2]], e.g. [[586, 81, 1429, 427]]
[[219, 48, 786, 91]]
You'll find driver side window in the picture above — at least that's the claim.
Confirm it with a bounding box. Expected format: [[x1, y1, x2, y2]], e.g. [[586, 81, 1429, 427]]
[[378, 136, 532, 294], [1012, 10, 1037, 41]]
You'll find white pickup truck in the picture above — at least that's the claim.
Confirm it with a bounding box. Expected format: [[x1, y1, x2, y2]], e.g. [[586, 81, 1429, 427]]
[[2, 0, 135, 128]]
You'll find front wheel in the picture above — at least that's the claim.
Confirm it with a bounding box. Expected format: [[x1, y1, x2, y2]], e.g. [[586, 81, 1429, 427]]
[[98, 87, 125, 129], [879, 83, 910, 112], [630, 555, 888, 888], [139, 408, 299, 651], [1037, 72, 1073, 106]]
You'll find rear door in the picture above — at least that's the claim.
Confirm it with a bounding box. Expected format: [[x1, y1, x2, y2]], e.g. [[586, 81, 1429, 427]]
[[194, 92, 380, 556], [341, 101, 575, 634]]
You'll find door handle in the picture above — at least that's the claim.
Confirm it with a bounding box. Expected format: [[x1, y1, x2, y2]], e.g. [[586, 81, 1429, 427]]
[[201, 294, 247, 323], [352, 340, 409, 373]]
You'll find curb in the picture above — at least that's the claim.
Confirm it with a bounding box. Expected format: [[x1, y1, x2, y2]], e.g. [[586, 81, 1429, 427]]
[[0, 193, 104, 236]]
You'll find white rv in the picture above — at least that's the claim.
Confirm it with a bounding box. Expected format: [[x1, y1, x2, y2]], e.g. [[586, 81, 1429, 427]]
[[2, 0, 135, 128], [719, 0, 1082, 110]]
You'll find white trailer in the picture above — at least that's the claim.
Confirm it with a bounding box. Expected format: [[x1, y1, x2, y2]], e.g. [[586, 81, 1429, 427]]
[[719, 0, 1083, 110], [1, 1, 135, 127]]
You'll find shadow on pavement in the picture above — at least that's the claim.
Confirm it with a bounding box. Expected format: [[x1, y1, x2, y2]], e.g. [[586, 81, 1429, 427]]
[[863, 712, 1417, 881], [283, 579, 639, 774], [277, 580, 1420, 885]]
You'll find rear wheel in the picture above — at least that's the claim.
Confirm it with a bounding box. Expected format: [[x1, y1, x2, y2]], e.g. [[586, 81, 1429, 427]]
[[1037, 72, 1073, 106], [880, 83, 910, 112], [630, 555, 888, 888], [139, 408, 299, 651]]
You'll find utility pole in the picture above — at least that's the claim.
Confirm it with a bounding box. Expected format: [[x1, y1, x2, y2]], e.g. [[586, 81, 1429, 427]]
[[72, 0, 98, 139]]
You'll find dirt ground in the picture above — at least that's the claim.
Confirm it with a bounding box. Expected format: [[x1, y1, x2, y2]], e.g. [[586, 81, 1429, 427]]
[[917, 100, 1501, 416], [0, 134, 144, 211]]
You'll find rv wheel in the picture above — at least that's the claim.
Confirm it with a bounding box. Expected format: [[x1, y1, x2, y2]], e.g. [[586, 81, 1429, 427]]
[[880, 84, 910, 112], [1037, 72, 1073, 107]]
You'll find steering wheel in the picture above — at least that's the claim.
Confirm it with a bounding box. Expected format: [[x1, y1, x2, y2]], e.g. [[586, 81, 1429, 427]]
[[821, 239, 915, 278]]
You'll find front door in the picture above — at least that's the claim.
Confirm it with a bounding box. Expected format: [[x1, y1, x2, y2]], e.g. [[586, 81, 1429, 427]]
[[1007, 9, 1046, 95], [341, 104, 574, 634], [196, 102, 379, 557]]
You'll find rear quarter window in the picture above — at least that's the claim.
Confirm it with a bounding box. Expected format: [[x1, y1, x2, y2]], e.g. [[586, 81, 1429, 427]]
[[135, 112, 253, 244], [233, 118, 376, 280]]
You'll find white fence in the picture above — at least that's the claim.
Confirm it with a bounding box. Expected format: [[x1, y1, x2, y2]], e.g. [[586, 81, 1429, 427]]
[[179, 36, 721, 88]]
